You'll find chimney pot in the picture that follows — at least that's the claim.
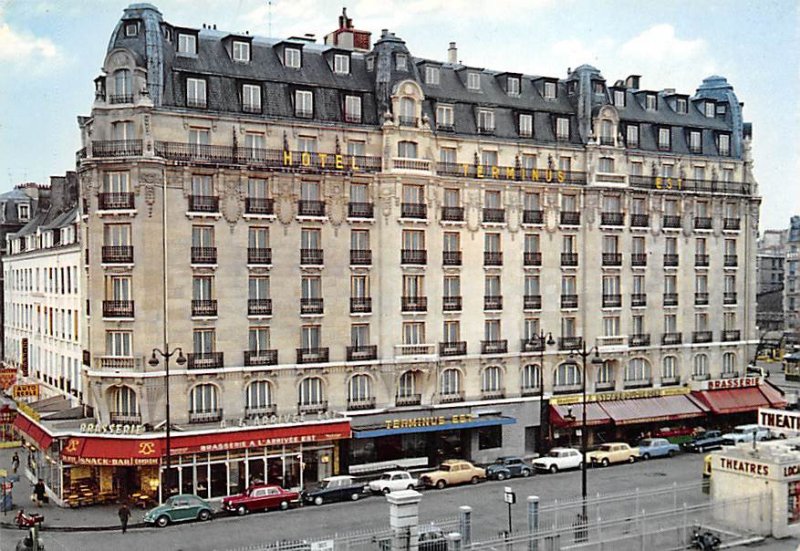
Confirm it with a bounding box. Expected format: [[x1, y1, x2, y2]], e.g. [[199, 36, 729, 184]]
[[447, 41, 457, 64]]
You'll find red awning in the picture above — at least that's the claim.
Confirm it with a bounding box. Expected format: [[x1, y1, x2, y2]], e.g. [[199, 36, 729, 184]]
[[13, 414, 53, 449], [760, 384, 788, 409], [691, 387, 772, 415], [61, 436, 162, 466], [598, 395, 707, 426], [550, 403, 611, 427]]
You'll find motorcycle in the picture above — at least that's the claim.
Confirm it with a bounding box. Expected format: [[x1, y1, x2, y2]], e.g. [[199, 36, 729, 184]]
[[15, 509, 44, 529], [690, 528, 721, 550]]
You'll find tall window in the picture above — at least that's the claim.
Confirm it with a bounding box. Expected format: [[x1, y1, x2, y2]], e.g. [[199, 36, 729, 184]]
[[625, 358, 650, 382], [441, 369, 461, 395], [301, 325, 321, 349], [398, 141, 418, 158], [249, 226, 269, 250], [507, 77, 520, 96], [544, 81, 556, 100], [663, 356, 677, 379], [443, 320, 460, 343], [626, 124, 639, 147], [295, 90, 313, 117], [443, 275, 460, 298], [718, 134, 731, 156], [348, 374, 371, 402], [186, 78, 207, 108], [658, 127, 671, 150], [242, 84, 261, 112], [402, 229, 424, 251], [555, 363, 580, 386], [693, 354, 709, 377], [193, 329, 215, 354], [398, 371, 416, 397], [556, 117, 570, 140], [521, 364, 540, 390], [249, 327, 270, 352], [191, 174, 213, 197], [189, 384, 218, 413], [112, 386, 138, 415], [426, 66, 440, 85], [519, 114, 533, 137], [246, 380, 272, 409], [437, 104, 454, 129], [299, 377, 324, 405], [344, 95, 362, 123], [482, 366, 503, 392], [478, 110, 495, 132], [722, 352, 736, 375], [249, 275, 270, 300], [114, 69, 132, 100]]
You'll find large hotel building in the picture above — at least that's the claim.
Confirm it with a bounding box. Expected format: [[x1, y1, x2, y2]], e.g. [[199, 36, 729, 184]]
[[4, 4, 779, 505]]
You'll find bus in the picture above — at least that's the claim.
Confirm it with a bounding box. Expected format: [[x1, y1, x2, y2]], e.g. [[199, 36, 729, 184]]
[[784, 352, 800, 382]]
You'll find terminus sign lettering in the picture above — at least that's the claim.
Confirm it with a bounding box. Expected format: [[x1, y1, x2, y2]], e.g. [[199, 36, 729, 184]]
[[463, 166, 568, 183], [384, 413, 478, 430]]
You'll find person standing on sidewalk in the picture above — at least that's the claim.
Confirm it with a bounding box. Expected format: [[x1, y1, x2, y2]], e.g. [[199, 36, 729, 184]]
[[33, 479, 45, 507], [118, 502, 131, 534], [11, 452, 19, 474]]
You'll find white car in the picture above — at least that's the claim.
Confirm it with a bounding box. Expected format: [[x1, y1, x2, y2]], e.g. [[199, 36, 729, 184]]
[[721, 424, 771, 445], [532, 447, 583, 473], [367, 471, 419, 494]]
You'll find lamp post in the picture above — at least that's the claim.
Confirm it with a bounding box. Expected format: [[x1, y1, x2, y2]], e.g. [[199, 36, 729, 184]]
[[537, 331, 555, 454], [148, 345, 186, 500]]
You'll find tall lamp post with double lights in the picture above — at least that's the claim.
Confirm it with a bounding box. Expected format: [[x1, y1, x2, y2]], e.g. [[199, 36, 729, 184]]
[[148, 346, 186, 500], [536, 330, 555, 454]]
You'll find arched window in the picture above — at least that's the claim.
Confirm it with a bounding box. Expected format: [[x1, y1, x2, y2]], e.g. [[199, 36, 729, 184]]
[[348, 374, 372, 403], [555, 363, 581, 387], [398, 371, 417, 398], [399, 97, 415, 126], [482, 366, 503, 392], [662, 356, 677, 380], [189, 384, 218, 415], [246, 380, 273, 412], [397, 140, 418, 158], [722, 352, 737, 375], [693, 354, 708, 377], [625, 358, 651, 382], [113, 69, 132, 101], [440, 368, 461, 396], [521, 364, 540, 391], [600, 119, 615, 144], [299, 376, 324, 406], [111, 386, 138, 416], [596, 361, 614, 384]]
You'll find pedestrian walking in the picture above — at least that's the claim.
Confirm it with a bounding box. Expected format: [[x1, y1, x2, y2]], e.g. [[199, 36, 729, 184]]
[[118, 502, 131, 534], [11, 451, 19, 474], [33, 479, 45, 507]]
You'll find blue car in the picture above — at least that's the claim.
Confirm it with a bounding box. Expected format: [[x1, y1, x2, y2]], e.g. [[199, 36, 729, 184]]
[[637, 438, 680, 460]]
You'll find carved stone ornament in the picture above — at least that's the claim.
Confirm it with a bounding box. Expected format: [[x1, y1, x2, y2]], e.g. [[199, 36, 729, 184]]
[[326, 179, 346, 227], [465, 188, 481, 233], [138, 170, 160, 217], [712, 200, 723, 237], [221, 175, 243, 225], [275, 179, 297, 226], [379, 182, 395, 219], [584, 190, 599, 226], [507, 190, 520, 234]]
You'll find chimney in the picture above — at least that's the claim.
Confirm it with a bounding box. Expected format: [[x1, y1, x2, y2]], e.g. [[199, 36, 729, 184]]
[[447, 42, 457, 64], [625, 75, 641, 90], [324, 8, 371, 51]]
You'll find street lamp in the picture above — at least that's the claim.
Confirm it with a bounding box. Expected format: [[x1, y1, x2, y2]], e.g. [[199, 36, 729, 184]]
[[537, 330, 555, 454], [148, 346, 186, 500]]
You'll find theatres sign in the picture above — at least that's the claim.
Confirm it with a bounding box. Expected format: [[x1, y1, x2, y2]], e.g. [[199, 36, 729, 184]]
[[716, 456, 770, 477], [758, 408, 800, 433]]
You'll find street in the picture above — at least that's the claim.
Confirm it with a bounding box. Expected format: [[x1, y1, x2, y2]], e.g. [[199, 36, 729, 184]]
[[0, 453, 707, 551]]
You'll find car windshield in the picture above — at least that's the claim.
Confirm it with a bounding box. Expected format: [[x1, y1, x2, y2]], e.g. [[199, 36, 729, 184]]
[[438, 464, 451, 472], [548, 451, 562, 457], [733, 428, 749, 434], [318, 479, 332, 489], [599, 445, 613, 452], [381, 474, 392, 480], [639, 439, 653, 446], [495, 458, 506, 464], [164, 497, 176, 506]]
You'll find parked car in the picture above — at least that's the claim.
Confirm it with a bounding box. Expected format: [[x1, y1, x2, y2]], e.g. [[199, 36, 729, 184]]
[[221, 484, 300, 515], [375, 524, 446, 551], [419, 460, 486, 489], [682, 430, 726, 453], [486, 456, 534, 480], [367, 471, 419, 494], [532, 448, 583, 473], [302, 475, 367, 506], [637, 438, 680, 459], [586, 443, 639, 467], [143, 494, 214, 527], [721, 424, 771, 445]]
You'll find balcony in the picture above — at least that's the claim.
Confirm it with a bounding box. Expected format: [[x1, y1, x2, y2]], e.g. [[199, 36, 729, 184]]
[[188, 195, 220, 213], [722, 330, 741, 342], [393, 158, 432, 172], [724, 218, 741, 231], [396, 393, 422, 407], [347, 397, 376, 411], [401, 203, 427, 219], [481, 340, 508, 354], [523, 209, 544, 224], [296, 348, 330, 364], [524, 252, 542, 266], [398, 115, 418, 127], [298, 200, 326, 217], [558, 336, 583, 351], [695, 254, 710, 267], [595, 380, 616, 391], [724, 255, 738, 267], [442, 296, 462, 311], [521, 385, 541, 397], [244, 349, 279, 367], [631, 254, 647, 267], [482, 208, 506, 223], [442, 251, 462, 266], [691, 373, 710, 382], [624, 378, 652, 389], [630, 214, 649, 228], [524, 295, 542, 310], [350, 297, 372, 314], [692, 331, 713, 344], [602, 253, 622, 266], [98, 192, 135, 210], [109, 93, 134, 104], [300, 248, 324, 265], [484, 295, 503, 311], [348, 202, 374, 219], [602, 294, 622, 308], [484, 251, 503, 266], [401, 249, 427, 265], [441, 206, 464, 222], [601, 212, 625, 226], [350, 249, 372, 265], [301, 297, 324, 315], [191, 246, 217, 264], [599, 136, 615, 146], [439, 341, 467, 357], [247, 247, 272, 265], [663, 215, 682, 228], [694, 217, 712, 230], [661, 376, 681, 386], [553, 383, 582, 395], [245, 197, 274, 215], [346, 345, 378, 361], [439, 391, 465, 404], [664, 254, 679, 267], [298, 401, 328, 414], [629, 334, 651, 347], [437, 122, 455, 132], [481, 389, 506, 400], [187, 352, 224, 369], [695, 292, 709, 306], [102, 300, 134, 318], [92, 139, 143, 157], [101, 245, 134, 264], [724, 292, 737, 305], [187, 98, 208, 109], [561, 253, 578, 267], [521, 337, 545, 353], [94, 356, 142, 370], [631, 293, 647, 307], [663, 293, 678, 306], [561, 294, 578, 309], [189, 409, 223, 424], [248, 298, 272, 316], [560, 211, 581, 225], [191, 299, 218, 317], [402, 296, 428, 312], [721, 370, 740, 379], [243, 102, 262, 114], [109, 412, 142, 425], [245, 404, 277, 418], [662, 333, 683, 346]]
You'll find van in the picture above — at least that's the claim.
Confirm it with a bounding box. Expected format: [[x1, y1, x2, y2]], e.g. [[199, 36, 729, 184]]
[[721, 424, 771, 445]]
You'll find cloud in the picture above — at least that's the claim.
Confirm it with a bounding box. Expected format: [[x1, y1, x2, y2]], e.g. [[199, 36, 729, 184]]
[[0, 17, 63, 73]]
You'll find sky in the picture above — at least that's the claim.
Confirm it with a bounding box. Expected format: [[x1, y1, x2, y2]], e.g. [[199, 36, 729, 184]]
[[0, 0, 797, 230]]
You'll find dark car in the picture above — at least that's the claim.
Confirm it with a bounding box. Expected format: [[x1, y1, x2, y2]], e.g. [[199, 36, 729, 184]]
[[376, 524, 446, 551], [682, 430, 726, 453], [486, 456, 534, 480], [221, 484, 300, 515], [302, 475, 366, 506]]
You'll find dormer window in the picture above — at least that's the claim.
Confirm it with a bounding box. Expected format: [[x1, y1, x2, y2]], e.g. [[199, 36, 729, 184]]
[[689, 130, 702, 154], [177, 33, 197, 55], [718, 134, 731, 156], [507, 77, 520, 96], [613, 89, 625, 107], [467, 72, 480, 91], [395, 54, 407, 71], [645, 94, 657, 111], [519, 114, 533, 138], [425, 66, 440, 85], [658, 127, 671, 151], [676, 98, 687, 114], [477, 109, 495, 133], [366, 56, 374, 71], [716, 104, 727, 116], [436, 104, 454, 131], [295, 89, 313, 118], [242, 83, 261, 113], [334, 54, 350, 74], [626, 124, 639, 148], [556, 117, 569, 141], [17, 204, 30, 221], [593, 81, 604, 94], [285, 48, 301, 68], [344, 95, 361, 123], [125, 23, 138, 37], [233, 41, 250, 62], [544, 81, 557, 100], [186, 77, 207, 108], [704, 101, 715, 118]]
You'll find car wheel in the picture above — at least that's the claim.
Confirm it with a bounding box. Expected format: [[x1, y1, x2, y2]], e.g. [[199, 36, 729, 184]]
[[351, 492, 360, 501], [471, 476, 480, 485], [522, 469, 532, 477], [435, 479, 446, 490], [642, 453, 650, 460], [668, 450, 677, 457], [628, 456, 636, 464], [198, 509, 211, 522], [407, 484, 415, 490], [156, 515, 170, 528], [496, 472, 506, 481], [697, 446, 705, 453], [382, 487, 391, 495], [236, 505, 247, 516], [280, 501, 289, 511], [314, 496, 324, 506], [601, 458, 610, 467], [549, 464, 559, 474], [577, 462, 583, 470]]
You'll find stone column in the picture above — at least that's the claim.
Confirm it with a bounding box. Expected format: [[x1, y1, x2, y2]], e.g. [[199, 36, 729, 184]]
[[528, 495, 540, 551], [459, 505, 472, 546], [446, 532, 462, 551], [387, 489, 423, 551]]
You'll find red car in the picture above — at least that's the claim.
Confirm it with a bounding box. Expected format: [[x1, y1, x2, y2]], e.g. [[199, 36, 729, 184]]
[[221, 484, 300, 516]]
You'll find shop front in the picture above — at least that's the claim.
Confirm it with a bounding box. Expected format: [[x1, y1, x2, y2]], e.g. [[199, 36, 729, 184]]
[[691, 377, 787, 429]]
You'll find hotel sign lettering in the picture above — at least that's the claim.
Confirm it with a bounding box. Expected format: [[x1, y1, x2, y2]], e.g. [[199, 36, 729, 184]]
[[383, 414, 478, 430], [282, 151, 364, 172]]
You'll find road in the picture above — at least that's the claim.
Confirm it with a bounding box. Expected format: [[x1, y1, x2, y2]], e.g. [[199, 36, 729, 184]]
[[0, 453, 707, 551]]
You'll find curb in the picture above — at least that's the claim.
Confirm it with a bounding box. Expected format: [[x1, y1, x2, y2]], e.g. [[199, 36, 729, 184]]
[[0, 521, 148, 532]]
